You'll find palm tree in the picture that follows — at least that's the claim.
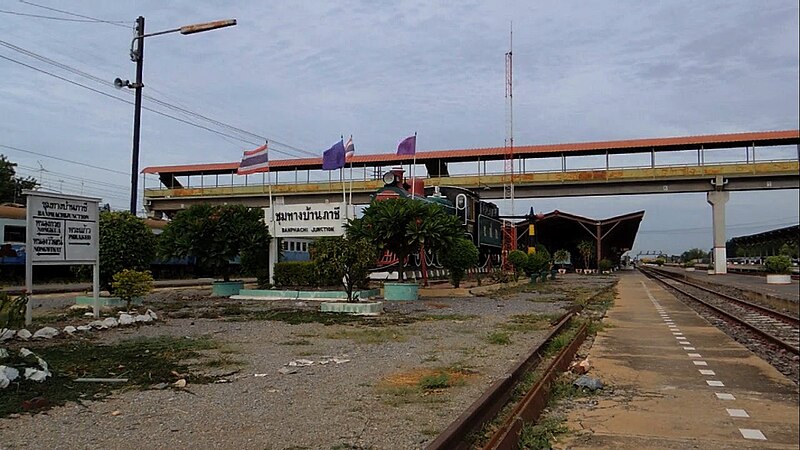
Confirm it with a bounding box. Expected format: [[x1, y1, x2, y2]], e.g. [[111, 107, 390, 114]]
[[347, 198, 462, 282], [577, 240, 595, 270]]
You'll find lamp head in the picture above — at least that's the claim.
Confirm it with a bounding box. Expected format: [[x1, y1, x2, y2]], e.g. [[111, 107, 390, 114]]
[[114, 78, 129, 89]]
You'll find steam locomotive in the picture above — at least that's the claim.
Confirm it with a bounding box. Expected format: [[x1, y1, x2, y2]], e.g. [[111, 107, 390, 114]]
[[372, 167, 502, 268]]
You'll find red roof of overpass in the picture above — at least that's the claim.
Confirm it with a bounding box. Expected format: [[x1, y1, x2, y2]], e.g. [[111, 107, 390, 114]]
[[142, 129, 799, 176]]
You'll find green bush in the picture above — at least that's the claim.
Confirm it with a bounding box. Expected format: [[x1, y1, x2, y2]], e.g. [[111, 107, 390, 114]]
[[764, 255, 792, 274], [598, 259, 613, 272], [98, 212, 156, 290], [311, 236, 378, 301], [0, 292, 27, 329], [508, 250, 528, 280], [111, 269, 154, 311], [273, 262, 316, 288], [440, 238, 479, 288], [655, 258, 666, 266], [524, 252, 551, 276]]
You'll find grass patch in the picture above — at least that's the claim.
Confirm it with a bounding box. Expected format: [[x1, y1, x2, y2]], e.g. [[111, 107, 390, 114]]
[[486, 331, 511, 345], [326, 327, 409, 344], [377, 366, 473, 406], [518, 414, 569, 449], [279, 339, 312, 346], [420, 313, 478, 322], [0, 335, 229, 418], [502, 313, 559, 333]]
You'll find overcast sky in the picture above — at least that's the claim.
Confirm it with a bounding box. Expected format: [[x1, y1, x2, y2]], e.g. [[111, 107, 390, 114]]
[[1, 0, 798, 255]]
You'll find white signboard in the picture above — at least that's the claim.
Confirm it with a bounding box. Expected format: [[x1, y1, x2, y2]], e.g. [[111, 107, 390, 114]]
[[265, 202, 353, 238], [27, 193, 99, 263]]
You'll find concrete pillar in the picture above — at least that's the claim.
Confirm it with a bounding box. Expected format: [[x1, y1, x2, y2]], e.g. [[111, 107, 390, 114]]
[[706, 190, 729, 274]]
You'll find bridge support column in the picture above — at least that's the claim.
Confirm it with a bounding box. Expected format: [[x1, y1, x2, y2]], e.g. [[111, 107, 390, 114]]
[[706, 190, 729, 274]]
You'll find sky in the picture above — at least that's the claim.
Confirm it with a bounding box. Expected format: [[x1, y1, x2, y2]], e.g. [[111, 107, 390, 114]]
[[0, 0, 798, 256]]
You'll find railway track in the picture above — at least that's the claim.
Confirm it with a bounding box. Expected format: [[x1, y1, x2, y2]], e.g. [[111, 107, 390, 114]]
[[640, 267, 799, 356]]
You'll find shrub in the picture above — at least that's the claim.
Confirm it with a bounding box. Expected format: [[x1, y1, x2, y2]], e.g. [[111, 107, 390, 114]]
[[98, 212, 156, 290], [0, 292, 27, 329], [489, 270, 515, 284], [274, 262, 317, 288], [508, 250, 528, 280], [764, 255, 792, 274], [311, 236, 378, 301], [111, 269, 154, 312], [440, 238, 479, 288], [577, 241, 595, 269], [524, 252, 551, 276], [553, 249, 570, 266], [598, 259, 613, 272], [655, 258, 666, 266]]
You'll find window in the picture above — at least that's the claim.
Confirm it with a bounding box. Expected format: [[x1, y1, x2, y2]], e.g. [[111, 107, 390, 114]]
[[282, 241, 288, 251], [301, 242, 307, 251], [3, 225, 25, 243], [290, 241, 296, 251]]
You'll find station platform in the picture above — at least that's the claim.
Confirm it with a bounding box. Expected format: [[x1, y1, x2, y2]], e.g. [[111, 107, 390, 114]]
[[560, 272, 799, 449], [652, 265, 799, 304]]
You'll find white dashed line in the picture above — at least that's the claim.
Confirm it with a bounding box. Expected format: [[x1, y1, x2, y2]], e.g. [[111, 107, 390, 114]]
[[727, 409, 750, 418], [739, 429, 767, 440], [693, 361, 708, 366], [679, 341, 691, 345], [683, 346, 696, 350], [699, 369, 715, 375], [687, 353, 702, 358], [716, 393, 735, 400], [706, 380, 725, 387]]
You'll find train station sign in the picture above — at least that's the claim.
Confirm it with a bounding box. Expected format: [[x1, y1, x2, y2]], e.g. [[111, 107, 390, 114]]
[[265, 202, 353, 238], [26, 192, 100, 263]]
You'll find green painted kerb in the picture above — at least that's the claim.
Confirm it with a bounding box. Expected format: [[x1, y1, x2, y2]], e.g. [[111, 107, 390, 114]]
[[212, 281, 244, 296], [320, 302, 383, 315], [383, 282, 419, 301], [238, 289, 380, 300], [75, 296, 142, 307]]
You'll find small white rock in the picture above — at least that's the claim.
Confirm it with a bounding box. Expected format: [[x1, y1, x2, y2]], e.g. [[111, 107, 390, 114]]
[[134, 314, 153, 323], [118, 314, 134, 326], [88, 320, 107, 329], [16, 329, 32, 340], [32, 327, 59, 339], [83, 312, 95, 317], [173, 379, 187, 388], [146, 309, 158, 321], [0, 348, 9, 359], [76, 325, 92, 332], [63, 326, 77, 334], [0, 328, 15, 342], [23, 367, 50, 382], [101, 317, 118, 328]]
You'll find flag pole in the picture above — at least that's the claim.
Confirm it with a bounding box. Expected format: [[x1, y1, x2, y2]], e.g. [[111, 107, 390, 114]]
[[412, 131, 417, 196], [340, 136, 346, 218], [348, 135, 354, 209]]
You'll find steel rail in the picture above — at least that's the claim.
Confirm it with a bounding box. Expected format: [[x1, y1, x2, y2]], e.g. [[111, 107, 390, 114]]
[[647, 266, 798, 325], [641, 268, 799, 355]]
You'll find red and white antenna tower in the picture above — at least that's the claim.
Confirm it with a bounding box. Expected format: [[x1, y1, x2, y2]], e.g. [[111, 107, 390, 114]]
[[501, 23, 517, 270]]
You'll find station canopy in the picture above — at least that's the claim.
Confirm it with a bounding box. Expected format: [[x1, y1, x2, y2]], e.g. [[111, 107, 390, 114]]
[[516, 210, 645, 266]]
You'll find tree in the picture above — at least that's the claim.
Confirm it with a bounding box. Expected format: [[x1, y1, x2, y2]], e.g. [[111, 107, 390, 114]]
[[311, 236, 377, 302], [111, 269, 154, 311], [98, 212, 157, 289], [159, 204, 271, 282], [0, 155, 38, 203], [347, 198, 462, 282], [508, 250, 528, 281], [764, 255, 792, 274], [440, 238, 479, 288], [577, 240, 595, 270], [524, 251, 550, 276], [681, 248, 708, 263]]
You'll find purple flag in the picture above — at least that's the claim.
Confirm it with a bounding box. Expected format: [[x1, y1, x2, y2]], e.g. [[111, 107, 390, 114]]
[[322, 139, 345, 170], [397, 135, 416, 156]]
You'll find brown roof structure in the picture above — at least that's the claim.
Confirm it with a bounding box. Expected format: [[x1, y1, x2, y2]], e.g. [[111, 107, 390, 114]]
[[516, 209, 645, 268], [142, 129, 799, 176]]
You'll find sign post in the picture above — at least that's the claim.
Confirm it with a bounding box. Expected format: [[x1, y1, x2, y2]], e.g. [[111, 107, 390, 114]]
[[265, 202, 354, 285], [24, 191, 101, 325]]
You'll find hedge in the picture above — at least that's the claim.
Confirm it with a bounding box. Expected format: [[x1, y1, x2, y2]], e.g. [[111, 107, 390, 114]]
[[273, 261, 340, 288]]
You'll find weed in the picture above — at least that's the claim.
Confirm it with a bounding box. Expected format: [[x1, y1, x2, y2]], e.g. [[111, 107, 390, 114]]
[[421, 313, 478, 322], [0, 335, 229, 417], [326, 327, 409, 344], [419, 373, 452, 390], [279, 339, 312, 346], [502, 313, 559, 333], [486, 331, 511, 345], [518, 414, 569, 449]]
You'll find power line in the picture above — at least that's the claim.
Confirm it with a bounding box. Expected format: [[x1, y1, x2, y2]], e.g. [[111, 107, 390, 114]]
[[0, 143, 128, 176], [0, 42, 318, 158], [17, 0, 130, 28], [0, 8, 117, 23]]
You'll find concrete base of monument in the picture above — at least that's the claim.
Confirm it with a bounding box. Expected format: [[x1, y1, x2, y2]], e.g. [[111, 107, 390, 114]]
[[232, 288, 380, 301], [319, 301, 383, 316]]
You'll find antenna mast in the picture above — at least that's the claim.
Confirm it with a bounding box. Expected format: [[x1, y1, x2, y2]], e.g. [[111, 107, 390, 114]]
[[501, 22, 517, 270]]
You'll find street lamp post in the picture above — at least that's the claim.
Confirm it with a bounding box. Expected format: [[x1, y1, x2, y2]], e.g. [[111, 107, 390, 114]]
[[116, 16, 237, 215]]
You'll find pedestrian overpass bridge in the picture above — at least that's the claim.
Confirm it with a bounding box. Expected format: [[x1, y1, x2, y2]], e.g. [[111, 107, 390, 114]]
[[143, 129, 799, 215]]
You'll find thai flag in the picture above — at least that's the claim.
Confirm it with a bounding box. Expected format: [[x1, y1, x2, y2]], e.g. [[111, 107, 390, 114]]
[[344, 136, 355, 161], [237, 143, 269, 175]]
